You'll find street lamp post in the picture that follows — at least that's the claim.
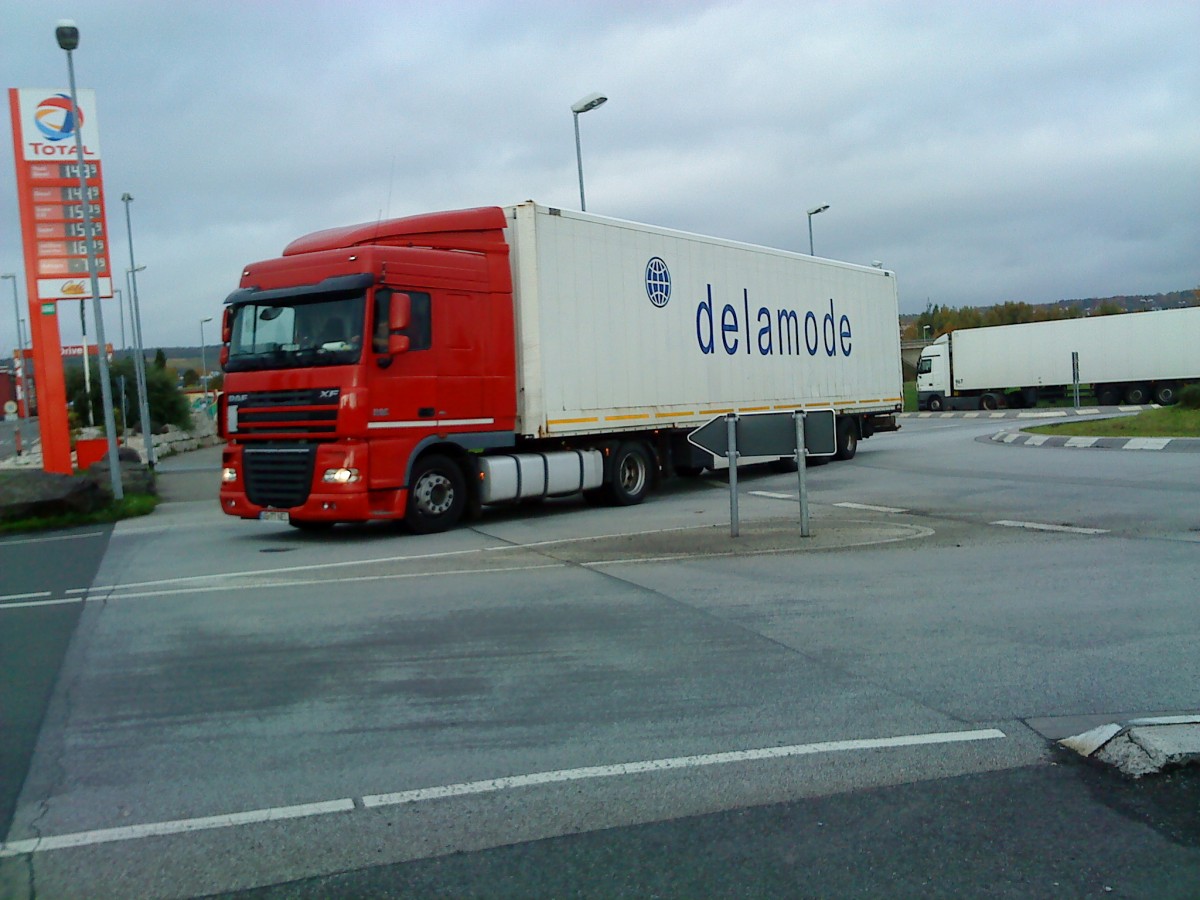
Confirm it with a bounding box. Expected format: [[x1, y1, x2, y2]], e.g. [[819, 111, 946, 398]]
[[199, 317, 213, 410], [113, 287, 125, 350], [56, 19, 122, 499], [1, 274, 25, 455], [571, 92, 607, 212], [807, 204, 830, 256], [79, 299, 92, 425], [121, 193, 154, 466]]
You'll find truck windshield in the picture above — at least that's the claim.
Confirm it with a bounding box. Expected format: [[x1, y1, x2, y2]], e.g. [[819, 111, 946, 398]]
[[225, 290, 367, 372]]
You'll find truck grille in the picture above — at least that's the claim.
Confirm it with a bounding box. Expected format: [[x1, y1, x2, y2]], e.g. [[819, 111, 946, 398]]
[[243, 445, 317, 509], [228, 388, 339, 440]]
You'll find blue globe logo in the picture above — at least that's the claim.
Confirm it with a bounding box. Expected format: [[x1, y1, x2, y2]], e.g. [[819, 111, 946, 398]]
[[645, 257, 670, 308]]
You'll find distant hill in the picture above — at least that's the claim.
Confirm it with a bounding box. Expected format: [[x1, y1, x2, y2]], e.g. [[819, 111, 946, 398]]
[[900, 289, 1199, 331]]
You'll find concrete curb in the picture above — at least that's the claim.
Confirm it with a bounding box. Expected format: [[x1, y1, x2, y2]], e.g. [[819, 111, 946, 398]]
[[986, 431, 1200, 452], [898, 405, 1155, 421], [1058, 716, 1200, 777]]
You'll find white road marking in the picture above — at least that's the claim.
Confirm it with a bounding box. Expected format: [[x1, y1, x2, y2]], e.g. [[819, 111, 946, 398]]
[[750, 491, 796, 500], [0, 597, 82, 611], [0, 727, 1005, 857], [87, 523, 725, 598], [0, 590, 51, 602], [991, 520, 1109, 535], [834, 502, 908, 514], [0, 799, 355, 857], [90, 563, 567, 602], [364, 728, 1005, 808], [1064, 437, 1098, 448], [1025, 435, 1049, 446]]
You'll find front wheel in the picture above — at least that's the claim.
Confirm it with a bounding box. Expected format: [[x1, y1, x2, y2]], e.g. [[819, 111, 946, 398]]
[[980, 393, 999, 411], [605, 441, 652, 506], [406, 454, 467, 534], [927, 395, 944, 412]]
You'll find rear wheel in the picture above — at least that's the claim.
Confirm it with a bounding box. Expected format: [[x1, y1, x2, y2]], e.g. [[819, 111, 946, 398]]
[[605, 441, 652, 506], [406, 454, 466, 534], [980, 393, 999, 411], [1095, 385, 1120, 406], [1123, 383, 1151, 405], [1153, 382, 1179, 406], [834, 417, 858, 461]]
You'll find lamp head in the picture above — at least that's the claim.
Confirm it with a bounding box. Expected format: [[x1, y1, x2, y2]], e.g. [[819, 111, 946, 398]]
[[571, 93, 608, 114], [56, 19, 79, 51], [807, 204, 830, 216]]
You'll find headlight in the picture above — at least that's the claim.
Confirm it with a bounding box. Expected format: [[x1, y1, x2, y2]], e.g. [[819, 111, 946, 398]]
[[221, 467, 238, 483], [322, 467, 361, 484]]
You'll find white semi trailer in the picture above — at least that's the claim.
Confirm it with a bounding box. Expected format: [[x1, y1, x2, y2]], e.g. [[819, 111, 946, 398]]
[[916, 307, 1200, 411]]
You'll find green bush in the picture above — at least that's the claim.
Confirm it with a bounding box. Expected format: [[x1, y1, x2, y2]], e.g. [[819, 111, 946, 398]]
[[1178, 384, 1200, 410], [65, 357, 192, 434]]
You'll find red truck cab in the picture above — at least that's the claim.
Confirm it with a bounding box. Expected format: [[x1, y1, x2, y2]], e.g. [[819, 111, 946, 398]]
[[218, 207, 517, 532]]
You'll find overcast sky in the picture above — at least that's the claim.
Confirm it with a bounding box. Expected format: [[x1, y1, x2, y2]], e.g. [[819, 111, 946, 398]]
[[2, 1, 1197, 349]]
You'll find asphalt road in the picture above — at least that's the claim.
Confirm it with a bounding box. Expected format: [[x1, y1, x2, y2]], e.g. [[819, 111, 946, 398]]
[[1, 416, 1197, 898]]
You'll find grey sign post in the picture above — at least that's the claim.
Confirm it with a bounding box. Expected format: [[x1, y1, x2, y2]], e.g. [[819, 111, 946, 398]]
[[689, 409, 837, 537]]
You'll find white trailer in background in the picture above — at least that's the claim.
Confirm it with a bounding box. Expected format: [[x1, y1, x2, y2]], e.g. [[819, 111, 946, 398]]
[[916, 307, 1200, 410]]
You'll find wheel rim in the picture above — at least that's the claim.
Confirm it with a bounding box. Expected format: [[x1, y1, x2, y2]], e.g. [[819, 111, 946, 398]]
[[618, 452, 647, 495], [414, 471, 454, 516]]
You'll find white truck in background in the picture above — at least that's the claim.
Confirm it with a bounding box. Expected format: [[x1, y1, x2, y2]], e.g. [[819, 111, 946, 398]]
[[916, 307, 1200, 410]]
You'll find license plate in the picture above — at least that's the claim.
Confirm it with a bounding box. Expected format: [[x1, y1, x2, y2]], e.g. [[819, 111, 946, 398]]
[[258, 510, 289, 522]]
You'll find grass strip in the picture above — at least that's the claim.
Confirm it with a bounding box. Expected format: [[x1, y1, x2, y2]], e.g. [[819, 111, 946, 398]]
[[1025, 407, 1200, 438], [0, 493, 158, 535]]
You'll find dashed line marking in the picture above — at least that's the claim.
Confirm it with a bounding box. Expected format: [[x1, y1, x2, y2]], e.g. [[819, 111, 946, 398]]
[[0, 727, 1006, 857], [749, 491, 796, 500], [835, 502, 908, 514], [991, 520, 1109, 535], [0, 597, 83, 611]]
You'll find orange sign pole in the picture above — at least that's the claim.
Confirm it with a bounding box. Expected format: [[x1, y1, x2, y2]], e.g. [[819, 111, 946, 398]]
[[8, 89, 71, 473]]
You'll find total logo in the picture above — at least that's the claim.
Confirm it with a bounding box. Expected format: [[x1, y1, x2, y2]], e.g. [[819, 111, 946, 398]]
[[34, 93, 81, 141]]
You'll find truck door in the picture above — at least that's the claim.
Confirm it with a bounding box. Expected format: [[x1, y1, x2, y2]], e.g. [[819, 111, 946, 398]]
[[365, 288, 434, 488]]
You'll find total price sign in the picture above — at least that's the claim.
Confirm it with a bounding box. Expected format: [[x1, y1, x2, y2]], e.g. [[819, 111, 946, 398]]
[[8, 88, 114, 301]]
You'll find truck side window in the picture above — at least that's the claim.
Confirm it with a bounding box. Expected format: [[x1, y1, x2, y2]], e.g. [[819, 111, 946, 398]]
[[916, 358, 931, 375], [374, 289, 432, 352]]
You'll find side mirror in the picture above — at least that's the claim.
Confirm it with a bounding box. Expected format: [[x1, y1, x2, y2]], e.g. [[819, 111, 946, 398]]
[[389, 292, 411, 331], [221, 307, 232, 343], [387, 334, 411, 355]]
